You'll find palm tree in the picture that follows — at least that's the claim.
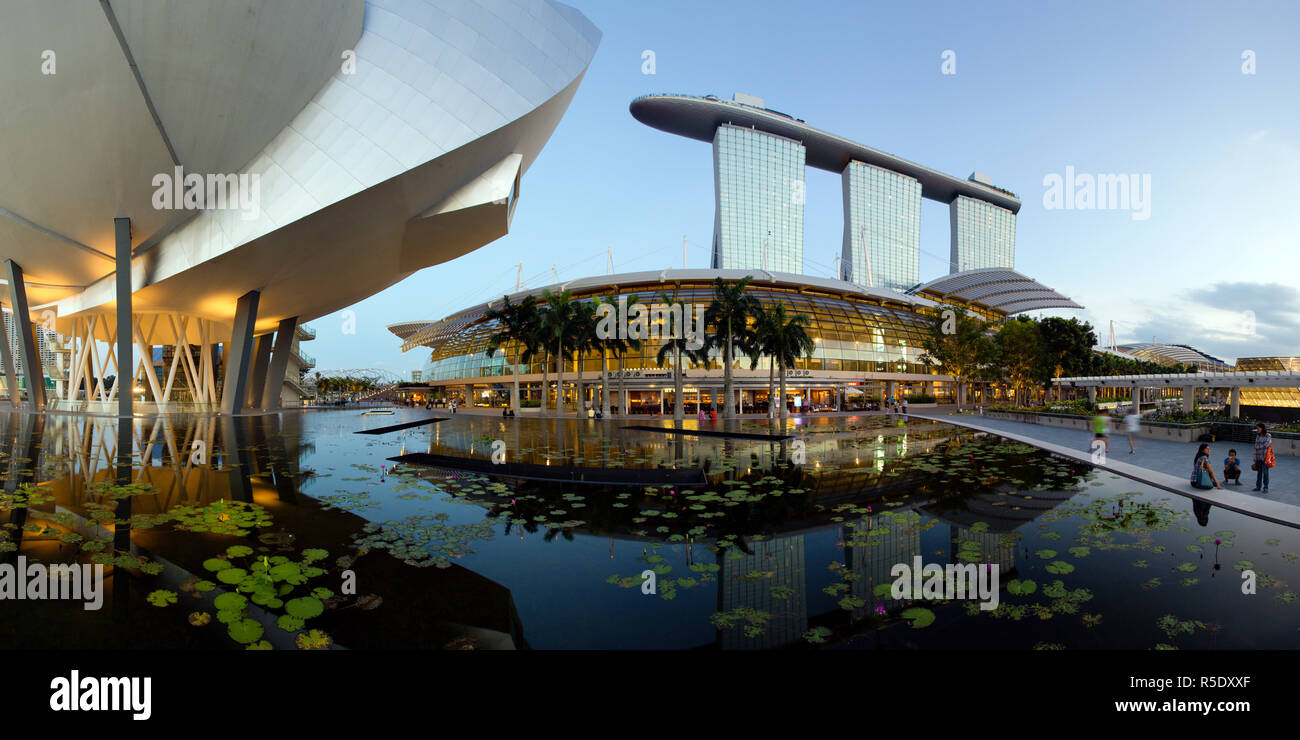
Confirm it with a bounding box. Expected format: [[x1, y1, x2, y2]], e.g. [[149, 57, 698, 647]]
[[528, 304, 551, 414], [654, 289, 700, 423], [483, 294, 539, 413], [539, 289, 577, 415], [593, 295, 625, 418], [569, 299, 600, 417], [610, 331, 643, 418], [704, 276, 758, 419], [765, 304, 816, 424], [747, 302, 782, 418]]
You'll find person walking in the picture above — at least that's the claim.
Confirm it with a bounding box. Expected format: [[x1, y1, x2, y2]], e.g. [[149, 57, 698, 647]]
[[1252, 423, 1274, 493], [1191, 442, 1223, 490], [1124, 406, 1140, 454], [1091, 411, 1109, 455], [901, 397, 909, 415]]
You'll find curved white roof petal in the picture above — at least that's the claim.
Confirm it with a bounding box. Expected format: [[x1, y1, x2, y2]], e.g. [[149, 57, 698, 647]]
[[1, 0, 600, 338], [910, 268, 1083, 314]]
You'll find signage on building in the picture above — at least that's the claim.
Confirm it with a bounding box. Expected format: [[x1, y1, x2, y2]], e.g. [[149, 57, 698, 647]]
[[611, 370, 673, 380], [783, 369, 811, 378]]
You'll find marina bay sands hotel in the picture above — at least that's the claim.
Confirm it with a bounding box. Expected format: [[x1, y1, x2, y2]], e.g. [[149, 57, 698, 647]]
[[394, 92, 1080, 414], [630, 92, 1021, 288]]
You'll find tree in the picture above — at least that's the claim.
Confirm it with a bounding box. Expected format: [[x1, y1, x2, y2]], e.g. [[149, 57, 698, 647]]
[[483, 294, 539, 413], [569, 299, 600, 417], [994, 316, 1048, 405], [703, 276, 759, 419], [1039, 317, 1096, 401], [752, 302, 815, 423], [746, 302, 782, 418], [592, 295, 621, 418], [918, 305, 995, 408], [538, 289, 577, 414], [607, 292, 641, 417], [655, 290, 704, 423]]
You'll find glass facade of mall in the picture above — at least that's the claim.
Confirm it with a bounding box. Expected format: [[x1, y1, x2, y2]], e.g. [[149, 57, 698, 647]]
[[840, 160, 921, 292], [419, 278, 939, 388], [712, 124, 805, 273], [948, 195, 1016, 273], [1236, 357, 1300, 409]]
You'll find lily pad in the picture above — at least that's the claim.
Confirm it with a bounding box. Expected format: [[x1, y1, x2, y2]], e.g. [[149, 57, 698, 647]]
[[900, 607, 935, 629], [285, 596, 324, 619]]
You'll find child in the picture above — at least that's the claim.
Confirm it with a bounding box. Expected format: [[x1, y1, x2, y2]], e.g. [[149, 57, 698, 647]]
[[1223, 449, 1242, 485]]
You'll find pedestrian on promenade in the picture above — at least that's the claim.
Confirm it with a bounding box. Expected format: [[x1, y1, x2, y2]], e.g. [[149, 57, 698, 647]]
[[1124, 406, 1140, 454], [1252, 423, 1274, 493], [1091, 411, 1109, 454], [901, 397, 909, 415], [1191, 443, 1223, 490]]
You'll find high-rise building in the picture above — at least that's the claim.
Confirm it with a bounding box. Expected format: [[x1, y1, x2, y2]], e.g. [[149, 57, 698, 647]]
[[841, 161, 922, 292], [712, 122, 806, 273], [2, 310, 59, 378], [631, 94, 1023, 286], [949, 194, 1016, 273]]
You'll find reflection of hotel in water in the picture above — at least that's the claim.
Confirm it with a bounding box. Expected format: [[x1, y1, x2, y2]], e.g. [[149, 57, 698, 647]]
[[846, 514, 922, 620], [720, 533, 807, 650], [715, 512, 1021, 648]]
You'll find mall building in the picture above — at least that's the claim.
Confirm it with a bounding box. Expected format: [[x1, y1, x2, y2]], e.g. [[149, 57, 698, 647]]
[[392, 267, 1077, 413], [390, 93, 1081, 412]]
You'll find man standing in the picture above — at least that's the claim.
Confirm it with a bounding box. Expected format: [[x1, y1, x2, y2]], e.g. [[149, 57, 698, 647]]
[[1252, 423, 1273, 493]]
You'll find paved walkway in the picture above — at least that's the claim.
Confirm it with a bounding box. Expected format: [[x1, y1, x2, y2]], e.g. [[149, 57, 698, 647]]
[[910, 411, 1300, 529]]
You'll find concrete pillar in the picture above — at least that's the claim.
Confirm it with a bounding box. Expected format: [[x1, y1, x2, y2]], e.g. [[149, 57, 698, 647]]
[[220, 290, 260, 415], [261, 316, 298, 411], [1087, 386, 1096, 406], [5, 261, 45, 410], [886, 380, 896, 403], [246, 334, 272, 408], [114, 218, 132, 419], [1182, 387, 1194, 413], [1230, 386, 1240, 419], [0, 309, 18, 408]]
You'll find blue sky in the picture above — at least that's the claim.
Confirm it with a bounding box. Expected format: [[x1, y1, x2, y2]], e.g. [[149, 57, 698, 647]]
[[309, 0, 1300, 377]]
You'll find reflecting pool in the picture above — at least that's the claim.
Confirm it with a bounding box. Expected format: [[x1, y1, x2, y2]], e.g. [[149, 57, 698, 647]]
[[1, 409, 1296, 650]]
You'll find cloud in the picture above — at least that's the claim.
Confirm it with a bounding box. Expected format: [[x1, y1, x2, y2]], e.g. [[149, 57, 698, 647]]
[[1127, 281, 1300, 362]]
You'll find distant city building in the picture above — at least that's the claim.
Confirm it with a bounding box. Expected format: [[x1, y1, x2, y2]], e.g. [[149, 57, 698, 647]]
[[2, 311, 59, 379], [411, 370, 423, 383], [841, 161, 921, 291], [1113, 343, 1231, 371]]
